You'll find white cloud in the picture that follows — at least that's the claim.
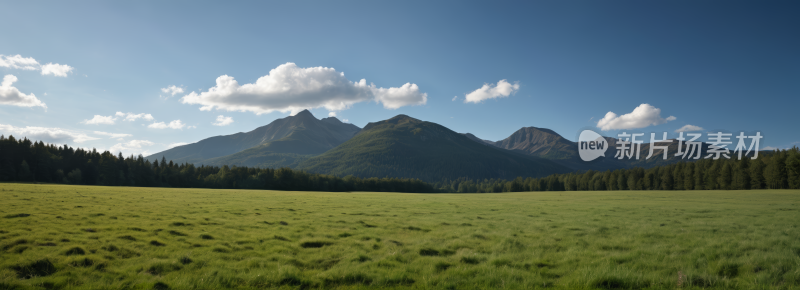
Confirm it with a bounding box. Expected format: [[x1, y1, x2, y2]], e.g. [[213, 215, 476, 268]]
[[161, 85, 185, 97], [93, 131, 132, 140], [675, 124, 704, 133], [0, 55, 39, 70], [452, 96, 458, 101], [0, 55, 73, 77], [180, 62, 427, 115], [760, 141, 799, 151], [40, 63, 74, 77], [596, 103, 676, 131], [116, 112, 154, 122], [81, 112, 154, 125], [167, 142, 189, 149], [328, 111, 337, 117], [187, 125, 197, 129], [212, 115, 234, 126], [464, 79, 520, 103], [342, 119, 349, 123], [0, 75, 47, 109], [371, 82, 427, 109], [109, 140, 155, 156], [148, 120, 186, 129], [0, 124, 98, 144], [81, 115, 116, 125]]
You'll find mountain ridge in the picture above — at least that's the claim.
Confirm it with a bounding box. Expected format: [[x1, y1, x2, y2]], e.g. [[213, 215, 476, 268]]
[[295, 114, 571, 182], [145, 110, 359, 165]]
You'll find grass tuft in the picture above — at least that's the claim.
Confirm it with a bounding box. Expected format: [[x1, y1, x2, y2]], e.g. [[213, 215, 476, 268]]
[[419, 248, 439, 256], [4, 213, 30, 218], [300, 241, 333, 248], [717, 262, 740, 278], [118, 235, 136, 241], [63, 247, 86, 255], [461, 256, 482, 264], [434, 262, 451, 272], [11, 259, 56, 278]]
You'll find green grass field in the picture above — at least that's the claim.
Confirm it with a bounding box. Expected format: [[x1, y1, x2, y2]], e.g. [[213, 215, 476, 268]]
[[0, 183, 798, 289]]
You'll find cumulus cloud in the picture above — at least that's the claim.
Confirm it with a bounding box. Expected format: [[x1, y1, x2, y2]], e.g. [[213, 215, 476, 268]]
[[161, 85, 185, 97], [167, 142, 189, 149], [0, 123, 98, 144], [597, 104, 676, 131], [93, 131, 132, 140], [148, 120, 185, 129], [180, 62, 427, 115], [81, 115, 116, 125], [328, 112, 337, 117], [212, 115, 234, 126], [0, 54, 73, 77], [115, 112, 154, 122], [40, 63, 74, 77], [371, 82, 427, 109], [452, 96, 458, 101], [464, 80, 520, 103], [0, 55, 39, 70], [0, 75, 47, 109], [109, 140, 155, 156], [675, 124, 704, 133]]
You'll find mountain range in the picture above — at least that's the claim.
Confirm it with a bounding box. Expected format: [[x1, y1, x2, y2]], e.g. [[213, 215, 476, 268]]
[[146, 110, 712, 181]]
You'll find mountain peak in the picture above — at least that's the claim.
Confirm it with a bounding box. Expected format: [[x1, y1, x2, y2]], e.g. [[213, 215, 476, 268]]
[[515, 126, 559, 136], [295, 109, 315, 118], [387, 114, 420, 123], [321, 116, 342, 124]]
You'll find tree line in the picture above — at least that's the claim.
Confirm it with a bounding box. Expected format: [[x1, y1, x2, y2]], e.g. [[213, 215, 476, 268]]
[[0, 135, 435, 193], [1, 134, 798, 193], [434, 148, 800, 192]]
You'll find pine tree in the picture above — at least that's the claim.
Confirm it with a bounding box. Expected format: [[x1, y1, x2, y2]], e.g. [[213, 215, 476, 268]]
[[683, 163, 694, 190], [0, 160, 15, 181], [733, 158, 750, 190], [661, 168, 674, 190], [765, 154, 788, 189], [627, 171, 638, 190], [705, 162, 719, 190], [617, 171, 627, 190], [718, 162, 732, 190], [749, 158, 766, 189], [786, 152, 800, 189], [67, 169, 82, 184], [673, 164, 684, 190], [644, 171, 655, 190], [694, 161, 705, 190], [18, 160, 32, 181]]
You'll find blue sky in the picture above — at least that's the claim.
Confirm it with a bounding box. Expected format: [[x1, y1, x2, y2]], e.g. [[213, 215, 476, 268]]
[[1, 1, 798, 156]]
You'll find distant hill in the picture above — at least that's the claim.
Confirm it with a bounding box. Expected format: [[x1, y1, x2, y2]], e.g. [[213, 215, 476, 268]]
[[473, 126, 714, 171], [296, 115, 571, 182], [460, 133, 495, 146], [492, 127, 578, 159], [146, 110, 360, 165]]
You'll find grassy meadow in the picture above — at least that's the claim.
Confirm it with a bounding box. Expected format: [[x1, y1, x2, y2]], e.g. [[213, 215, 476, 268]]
[[0, 183, 799, 289]]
